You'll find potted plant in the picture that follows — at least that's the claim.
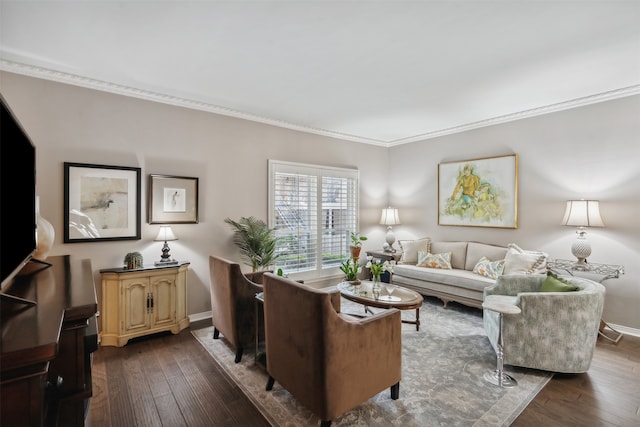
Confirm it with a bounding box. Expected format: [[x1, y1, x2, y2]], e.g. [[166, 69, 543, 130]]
[[123, 252, 143, 269], [225, 216, 280, 272], [349, 231, 368, 260], [340, 257, 361, 285]]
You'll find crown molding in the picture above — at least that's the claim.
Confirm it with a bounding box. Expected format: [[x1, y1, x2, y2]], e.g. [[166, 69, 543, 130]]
[[2, 59, 638, 147], [386, 84, 640, 147]]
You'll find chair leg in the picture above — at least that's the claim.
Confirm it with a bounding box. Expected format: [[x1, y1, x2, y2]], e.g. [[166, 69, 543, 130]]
[[213, 328, 220, 339], [390, 382, 400, 400], [234, 347, 243, 363], [266, 376, 275, 391], [320, 420, 332, 427]]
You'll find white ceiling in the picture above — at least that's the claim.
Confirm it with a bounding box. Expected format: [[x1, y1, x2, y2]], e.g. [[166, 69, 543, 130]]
[[1, 1, 639, 146]]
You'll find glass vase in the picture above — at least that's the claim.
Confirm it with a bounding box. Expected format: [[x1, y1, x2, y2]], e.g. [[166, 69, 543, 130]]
[[372, 274, 382, 299]]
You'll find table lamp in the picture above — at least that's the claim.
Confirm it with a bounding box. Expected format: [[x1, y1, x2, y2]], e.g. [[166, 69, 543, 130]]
[[154, 225, 179, 266], [561, 199, 604, 267], [380, 207, 401, 252]]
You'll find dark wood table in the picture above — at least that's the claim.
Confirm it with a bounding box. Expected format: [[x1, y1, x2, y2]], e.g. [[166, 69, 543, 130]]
[[337, 281, 423, 331]]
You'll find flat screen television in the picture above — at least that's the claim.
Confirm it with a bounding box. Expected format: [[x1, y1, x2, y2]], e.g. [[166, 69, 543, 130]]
[[1, 92, 38, 300]]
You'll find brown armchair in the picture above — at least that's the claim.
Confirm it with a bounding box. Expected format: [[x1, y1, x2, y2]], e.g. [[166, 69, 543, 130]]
[[208, 255, 268, 363], [262, 273, 402, 427]]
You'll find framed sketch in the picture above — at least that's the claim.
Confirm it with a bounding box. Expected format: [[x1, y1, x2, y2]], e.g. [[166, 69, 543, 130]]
[[438, 154, 518, 228], [148, 174, 199, 224], [64, 162, 141, 242]]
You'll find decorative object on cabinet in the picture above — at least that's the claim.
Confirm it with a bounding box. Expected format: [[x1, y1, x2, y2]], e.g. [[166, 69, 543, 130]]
[[380, 206, 401, 252], [154, 225, 179, 266], [560, 199, 604, 266], [33, 196, 55, 261], [148, 174, 199, 224], [100, 262, 190, 347], [225, 216, 279, 272], [64, 162, 141, 242], [123, 251, 143, 269], [438, 154, 518, 228]]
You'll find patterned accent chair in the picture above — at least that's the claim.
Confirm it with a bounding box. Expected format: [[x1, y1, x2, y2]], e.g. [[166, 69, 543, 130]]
[[262, 273, 402, 427], [483, 274, 605, 373], [209, 255, 269, 363]]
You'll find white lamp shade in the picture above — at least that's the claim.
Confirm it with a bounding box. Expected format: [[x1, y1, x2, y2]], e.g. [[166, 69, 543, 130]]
[[154, 225, 178, 241], [380, 207, 401, 226], [561, 200, 604, 228]]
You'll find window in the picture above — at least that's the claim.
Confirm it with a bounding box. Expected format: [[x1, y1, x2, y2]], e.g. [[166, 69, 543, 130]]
[[268, 160, 359, 279]]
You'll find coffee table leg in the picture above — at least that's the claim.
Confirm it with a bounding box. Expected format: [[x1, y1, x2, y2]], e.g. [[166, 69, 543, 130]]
[[415, 308, 420, 331]]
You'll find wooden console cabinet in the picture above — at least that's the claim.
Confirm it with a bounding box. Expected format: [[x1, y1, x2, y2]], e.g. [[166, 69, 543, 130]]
[[100, 262, 190, 347], [1, 255, 98, 427]]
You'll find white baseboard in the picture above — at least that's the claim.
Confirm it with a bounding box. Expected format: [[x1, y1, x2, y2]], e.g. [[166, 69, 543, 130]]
[[189, 311, 212, 323]]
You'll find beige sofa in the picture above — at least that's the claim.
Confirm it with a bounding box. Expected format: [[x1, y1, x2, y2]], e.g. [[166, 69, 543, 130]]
[[391, 240, 547, 308]]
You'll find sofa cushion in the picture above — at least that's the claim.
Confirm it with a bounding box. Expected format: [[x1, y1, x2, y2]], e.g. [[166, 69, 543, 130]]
[[417, 251, 452, 269], [398, 237, 431, 264], [473, 256, 505, 279], [464, 242, 508, 271], [430, 241, 468, 270], [540, 273, 579, 292], [393, 264, 495, 291], [503, 243, 548, 275]]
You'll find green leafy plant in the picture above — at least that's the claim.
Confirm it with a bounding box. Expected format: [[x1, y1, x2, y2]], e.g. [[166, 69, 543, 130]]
[[339, 257, 361, 281], [350, 231, 368, 248], [225, 216, 279, 272], [123, 252, 143, 269], [366, 256, 393, 280]]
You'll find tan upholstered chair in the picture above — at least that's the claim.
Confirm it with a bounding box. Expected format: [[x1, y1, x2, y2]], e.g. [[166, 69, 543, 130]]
[[262, 273, 402, 427], [209, 255, 268, 363]]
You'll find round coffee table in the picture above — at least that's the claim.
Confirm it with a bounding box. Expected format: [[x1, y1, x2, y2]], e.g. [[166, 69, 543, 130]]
[[337, 281, 423, 331]]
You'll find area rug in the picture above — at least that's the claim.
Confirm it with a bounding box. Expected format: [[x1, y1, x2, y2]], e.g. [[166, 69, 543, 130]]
[[192, 297, 552, 426]]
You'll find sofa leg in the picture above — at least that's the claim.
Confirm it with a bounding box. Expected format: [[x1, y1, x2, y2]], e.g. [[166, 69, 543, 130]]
[[266, 376, 275, 391], [320, 420, 332, 427], [391, 382, 400, 400], [213, 328, 220, 339], [234, 347, 243, 363]]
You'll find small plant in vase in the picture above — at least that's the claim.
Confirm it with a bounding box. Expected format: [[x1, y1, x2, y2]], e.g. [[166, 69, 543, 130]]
[[340, 257, 362, 285], [124, 252, 143, 269], [349, 231, 368, 260], [366, 256, 393, 298]]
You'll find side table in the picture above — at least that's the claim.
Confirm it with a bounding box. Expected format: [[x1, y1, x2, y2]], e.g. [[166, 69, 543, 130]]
[[547, 258, 625, 344], [482, 296, 521, 388], [365, 250, 402, 283]]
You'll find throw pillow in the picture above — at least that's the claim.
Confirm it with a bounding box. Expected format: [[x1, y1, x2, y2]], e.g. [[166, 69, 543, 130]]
[[398, 237, 431, 264], [417, 251, 452, 269], [540, 273, 579, 292], [502, 243, 548, 275], [473, 256, 505, 279]]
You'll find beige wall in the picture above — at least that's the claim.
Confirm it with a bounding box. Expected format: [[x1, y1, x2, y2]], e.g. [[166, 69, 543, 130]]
[[389, 95, 640, 330], [2, 71, 639, 331]]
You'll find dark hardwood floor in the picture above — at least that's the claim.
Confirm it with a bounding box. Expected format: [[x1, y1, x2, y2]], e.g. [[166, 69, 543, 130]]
[[90, 319, 640, 427]]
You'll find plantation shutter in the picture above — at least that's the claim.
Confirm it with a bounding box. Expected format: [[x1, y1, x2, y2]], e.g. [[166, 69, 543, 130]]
[[269, 160, 359, 278]]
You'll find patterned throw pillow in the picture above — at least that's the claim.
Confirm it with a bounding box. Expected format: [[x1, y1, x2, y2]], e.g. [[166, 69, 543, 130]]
[[473, 256, 505, 279], [417, 251, 452, 269]]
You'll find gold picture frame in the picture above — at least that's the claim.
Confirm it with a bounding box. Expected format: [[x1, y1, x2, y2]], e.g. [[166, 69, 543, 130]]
[[148, 174, 199, 224], [438, 154, 518, 228]]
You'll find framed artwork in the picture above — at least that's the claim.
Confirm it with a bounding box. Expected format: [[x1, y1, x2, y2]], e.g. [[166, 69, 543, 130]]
[[148, 174, 199, 224], [438, 154, 518, 228], [64, 162, 141, 242]]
